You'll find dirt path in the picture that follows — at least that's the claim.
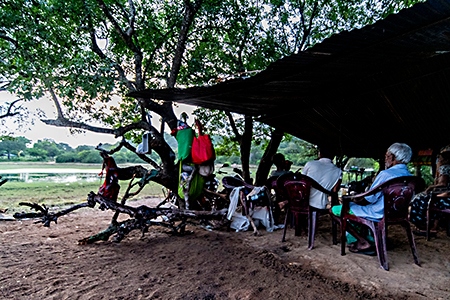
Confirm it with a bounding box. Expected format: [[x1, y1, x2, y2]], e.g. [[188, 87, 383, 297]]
[[1, 197, 449, 300]]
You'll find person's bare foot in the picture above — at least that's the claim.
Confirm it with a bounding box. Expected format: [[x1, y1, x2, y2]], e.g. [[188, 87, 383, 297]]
[[437, 191, 450, 197], [348, 240, 372, 252]]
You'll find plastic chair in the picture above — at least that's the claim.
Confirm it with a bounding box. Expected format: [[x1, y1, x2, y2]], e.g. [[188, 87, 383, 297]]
[[332, 176, 422, 271], [426, 192, 450, 241], [277, 173, 338, 250], [266, 175, 285, 224]]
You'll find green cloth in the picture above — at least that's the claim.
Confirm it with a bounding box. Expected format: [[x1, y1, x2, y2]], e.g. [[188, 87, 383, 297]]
[[331, 205, 374, 245], [176, 128, 195, 161]]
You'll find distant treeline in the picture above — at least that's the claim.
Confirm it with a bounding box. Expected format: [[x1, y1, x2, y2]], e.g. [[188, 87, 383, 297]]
[[0, 134, 378, 172]]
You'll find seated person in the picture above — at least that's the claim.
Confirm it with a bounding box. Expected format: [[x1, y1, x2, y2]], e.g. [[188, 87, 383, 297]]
[[302, 146, 342, 210], [277, 146, 342, 211], [270, 153, 292, 177], [331, 142, 413, 253], [410, 145, 450, 235]]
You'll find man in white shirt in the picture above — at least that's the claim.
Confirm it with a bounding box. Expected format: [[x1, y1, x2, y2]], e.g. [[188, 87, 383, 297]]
[[302, 146, 342, 209]]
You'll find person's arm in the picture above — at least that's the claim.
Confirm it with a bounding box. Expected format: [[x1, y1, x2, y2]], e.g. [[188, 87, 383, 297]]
[[426, 174, 449, 193], [332, 178, 342, 193], [352, 171, 388, 206]]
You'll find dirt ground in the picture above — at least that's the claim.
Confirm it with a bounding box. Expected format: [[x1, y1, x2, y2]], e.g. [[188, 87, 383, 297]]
[[1, 197, 449, 300]]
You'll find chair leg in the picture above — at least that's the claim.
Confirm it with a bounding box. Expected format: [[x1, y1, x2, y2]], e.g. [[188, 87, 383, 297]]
[[281, 209, 289, 242], [340, 218, 347, 256], [331, 217, 338, 245], [308, 210, 317, 250], [294, 213, 302, 236], [404, 222, 420, 266], [373, 223, 388, 271], [426, 203, 432, 241]]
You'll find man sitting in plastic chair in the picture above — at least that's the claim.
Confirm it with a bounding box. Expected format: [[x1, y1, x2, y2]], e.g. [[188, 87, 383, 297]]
[[331, 142, 413, 254]]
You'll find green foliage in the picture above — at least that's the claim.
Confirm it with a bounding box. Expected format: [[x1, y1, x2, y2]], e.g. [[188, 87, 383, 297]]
[[0, 135, 31, 159], [0, 0, 425, 186]]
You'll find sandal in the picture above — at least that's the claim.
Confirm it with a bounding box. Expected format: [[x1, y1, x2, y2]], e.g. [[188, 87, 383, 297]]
[[348, 243, 376, 256]]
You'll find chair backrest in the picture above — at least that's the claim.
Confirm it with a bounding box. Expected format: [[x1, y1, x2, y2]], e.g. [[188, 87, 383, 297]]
[[382, 176, 421, 221], [345, 176, 421, 222], [278, 173, 337, 211], [283, 177, 312, 211]]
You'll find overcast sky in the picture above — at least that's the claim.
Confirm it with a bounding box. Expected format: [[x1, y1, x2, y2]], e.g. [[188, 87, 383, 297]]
[[1, 91, 195, 148]]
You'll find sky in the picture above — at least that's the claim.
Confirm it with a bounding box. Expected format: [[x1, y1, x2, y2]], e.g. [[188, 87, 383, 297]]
[[0, 91, 195, 148]]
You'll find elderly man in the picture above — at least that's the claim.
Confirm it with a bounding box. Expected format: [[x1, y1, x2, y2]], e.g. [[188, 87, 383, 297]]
[[331, 142, 413, 254]]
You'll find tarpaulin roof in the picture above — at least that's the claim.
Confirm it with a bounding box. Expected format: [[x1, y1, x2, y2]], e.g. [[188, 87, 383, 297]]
[[129, 0, 450, 159]]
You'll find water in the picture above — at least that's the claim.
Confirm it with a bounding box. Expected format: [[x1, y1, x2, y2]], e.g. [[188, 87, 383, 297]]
[[0, 168, 101, 183]]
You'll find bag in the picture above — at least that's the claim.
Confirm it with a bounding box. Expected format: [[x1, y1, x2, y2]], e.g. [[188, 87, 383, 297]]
[[191, 119, 215, 165], [176, 127, 195, 161], [178, 163, 205, 200]]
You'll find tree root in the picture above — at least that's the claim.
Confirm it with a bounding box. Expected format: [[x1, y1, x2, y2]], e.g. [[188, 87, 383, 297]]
[[14, 191, 228, 243]]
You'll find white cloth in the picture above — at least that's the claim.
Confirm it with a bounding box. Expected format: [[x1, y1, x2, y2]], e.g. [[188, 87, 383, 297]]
[[227, 186, 244, 220], [302, 158, 342, 209], [227, 185, 277, 232]]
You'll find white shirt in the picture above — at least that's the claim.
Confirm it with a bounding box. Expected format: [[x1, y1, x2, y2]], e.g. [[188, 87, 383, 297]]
[[302, 158, 342, 209]]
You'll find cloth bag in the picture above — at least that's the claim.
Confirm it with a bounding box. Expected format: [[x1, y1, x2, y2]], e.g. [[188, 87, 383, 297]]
[[191, 119, 215, 165], [176, 127, 195, 161]]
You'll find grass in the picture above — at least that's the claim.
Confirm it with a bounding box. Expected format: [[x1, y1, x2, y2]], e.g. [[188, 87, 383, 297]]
[[0, 162, 264, 214], [0, 180, 167, 213]]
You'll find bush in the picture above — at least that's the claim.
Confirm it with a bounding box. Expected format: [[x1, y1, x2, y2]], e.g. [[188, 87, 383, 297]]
[[77, 150, 103, 163], [55, 153, 80, 163]]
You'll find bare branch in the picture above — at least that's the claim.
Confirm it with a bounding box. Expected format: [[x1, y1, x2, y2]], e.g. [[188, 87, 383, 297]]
[[0, 176, 7, 187], [89, 27, 135, 90], [225, 111, 242, 141], [96, 0, 139, 53], [0, 99, 23, 119]]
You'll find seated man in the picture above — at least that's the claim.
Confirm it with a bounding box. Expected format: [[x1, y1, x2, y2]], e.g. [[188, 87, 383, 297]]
[[331, 142, 413, 253], [270, 153, 291, 177], [302, 146, 342, 210]]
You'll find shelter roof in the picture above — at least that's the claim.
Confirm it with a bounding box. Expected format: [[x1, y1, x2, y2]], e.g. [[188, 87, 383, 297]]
[[129, 0, 450, 159]]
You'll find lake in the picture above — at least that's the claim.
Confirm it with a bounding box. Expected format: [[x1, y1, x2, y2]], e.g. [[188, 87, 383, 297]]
[[0, 167, 102, 183]]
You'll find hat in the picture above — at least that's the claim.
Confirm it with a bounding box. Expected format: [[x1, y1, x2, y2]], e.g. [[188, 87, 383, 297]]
[[440, 144, 450, 154]]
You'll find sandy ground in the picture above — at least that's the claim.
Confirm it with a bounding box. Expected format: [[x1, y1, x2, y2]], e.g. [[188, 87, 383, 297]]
[[1, 197, 449, 300]]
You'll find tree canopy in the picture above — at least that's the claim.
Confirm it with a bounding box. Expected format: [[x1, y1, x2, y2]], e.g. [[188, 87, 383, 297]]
[[0, 0, 424, 189]]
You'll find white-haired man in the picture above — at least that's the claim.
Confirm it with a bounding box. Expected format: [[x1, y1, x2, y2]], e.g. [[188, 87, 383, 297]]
[[331, 142, 413, 254]]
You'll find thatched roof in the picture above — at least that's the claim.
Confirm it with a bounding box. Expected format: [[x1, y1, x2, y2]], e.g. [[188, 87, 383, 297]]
[[130, 0, 450, 159]]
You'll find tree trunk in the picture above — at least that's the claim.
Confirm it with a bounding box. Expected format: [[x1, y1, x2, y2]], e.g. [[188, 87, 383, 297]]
[[254, 127, 284, 186], [240, 115, 253, 184]]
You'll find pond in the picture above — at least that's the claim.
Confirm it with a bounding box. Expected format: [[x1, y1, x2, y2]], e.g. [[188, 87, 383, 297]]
[[0, 168, 102, 183]]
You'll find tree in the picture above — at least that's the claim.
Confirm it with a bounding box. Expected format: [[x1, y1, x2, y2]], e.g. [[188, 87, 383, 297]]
[[0, 136, 30, 160], [3, 0, 426, 244], [0, 0, 424, 191], [31, 139, 62, 158], [192, 0, 425, 185]]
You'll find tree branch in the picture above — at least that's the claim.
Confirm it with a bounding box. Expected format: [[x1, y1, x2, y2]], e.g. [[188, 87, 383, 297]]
[[0, 99, 22, 119], [168, 0, 203, 88], [225, 111, 242, 141]]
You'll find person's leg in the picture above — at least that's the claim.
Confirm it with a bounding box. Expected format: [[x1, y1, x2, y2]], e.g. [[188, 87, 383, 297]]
[[409, 193, 430, 231], [331, 205, 372, 251]]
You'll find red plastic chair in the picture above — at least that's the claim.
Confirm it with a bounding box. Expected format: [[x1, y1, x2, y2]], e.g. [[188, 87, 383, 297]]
[[426, 192, 450, 241], [333, 176, 422, 270], [277, 173, 338, 250], [266, 175, 287, 224]]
